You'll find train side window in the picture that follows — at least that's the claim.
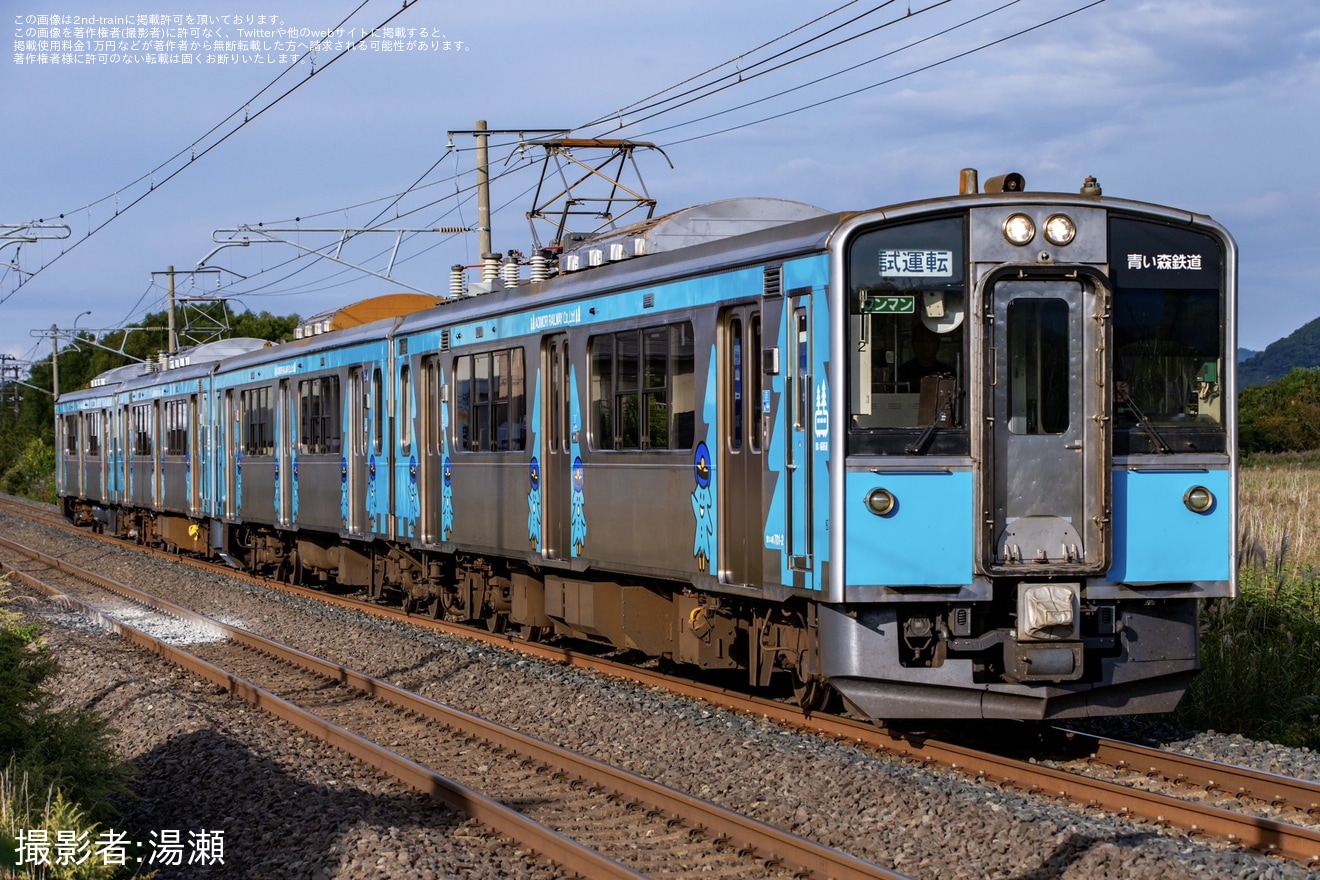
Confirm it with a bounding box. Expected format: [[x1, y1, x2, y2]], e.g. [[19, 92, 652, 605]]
[[240, 387, 273, 456], [588, 322, 695, 452], [509, 348, 526, 451], [455, 355, 471, 451], [450, 348, 526, 453], [165, 399, 189, 456], [643, 327, 669, 449], [132, 403, 154, 456], [63, 415, 78, 455], [616, 331, 640, 449], [298, 376, 342, 454], [85, 413, 100, 457], [750, 316, 763, 453], [729, 318, 743, 452], [400, 365, 413, 454], [590, 336, 614, 449], [372, 368, 384, 456]]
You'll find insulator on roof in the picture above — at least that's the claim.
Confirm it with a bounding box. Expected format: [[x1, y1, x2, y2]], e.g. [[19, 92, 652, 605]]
[[480, 252, 500, 283], [530, 253, 549, 283], [501, 254, 520, 287]]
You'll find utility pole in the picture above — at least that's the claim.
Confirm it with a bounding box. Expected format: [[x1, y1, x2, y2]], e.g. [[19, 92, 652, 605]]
[[50, 323, 59, 399], [475, 119, 491, 260], [166, 265, 178, 353], [149, 266, 182, 353], [0, 354, 20, 416], [444, 123, 570, 282]]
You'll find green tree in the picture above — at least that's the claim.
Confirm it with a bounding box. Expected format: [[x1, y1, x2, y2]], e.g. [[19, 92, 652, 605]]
[[1238, 367, 1320, 454], [0, 304, 298, 501]]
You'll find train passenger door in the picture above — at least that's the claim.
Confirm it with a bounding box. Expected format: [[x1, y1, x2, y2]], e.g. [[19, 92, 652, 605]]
[[541, 334, 571, 560], [984, 278, 1108, 572], [721, 306, 764, 587], [417, 360, 436, 543], [277, 379, 293, 526], [189, 394, 202, 516], [761, 287, 816, 588], [99, 410, 111, 500], [223, 390, 237, 518], [152, 401, 163, 507], [784, 298, 814, 577], [347, 367, 367, 535]]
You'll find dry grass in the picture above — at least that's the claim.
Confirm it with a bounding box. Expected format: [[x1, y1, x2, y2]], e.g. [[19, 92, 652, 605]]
[[1173, 452, 1320, 745], [1239, 451, 1320, 575]]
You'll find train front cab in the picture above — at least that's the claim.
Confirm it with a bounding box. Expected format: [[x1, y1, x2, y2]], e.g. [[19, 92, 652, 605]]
[[823, 198, 1236, 720]]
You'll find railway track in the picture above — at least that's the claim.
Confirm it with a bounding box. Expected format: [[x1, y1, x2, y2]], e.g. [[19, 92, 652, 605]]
[[5, 496, 1320, 866], [0, 531, 909, 880]]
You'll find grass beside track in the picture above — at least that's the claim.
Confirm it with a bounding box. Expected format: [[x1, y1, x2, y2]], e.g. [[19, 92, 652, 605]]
[[1172, 452, 1320, 748]]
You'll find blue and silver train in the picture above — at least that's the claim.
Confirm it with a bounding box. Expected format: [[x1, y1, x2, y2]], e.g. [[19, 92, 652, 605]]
[[56, 170, 1237, 720]]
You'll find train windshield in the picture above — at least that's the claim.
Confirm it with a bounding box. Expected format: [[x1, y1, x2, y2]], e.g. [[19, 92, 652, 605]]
[[846, 215, 968, 455], [1109, 216, 1226, 453]]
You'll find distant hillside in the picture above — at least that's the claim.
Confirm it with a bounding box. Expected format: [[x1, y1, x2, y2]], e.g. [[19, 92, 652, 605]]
[[1239, 315, 1320, 388], [1238, 348, 1259, 363]]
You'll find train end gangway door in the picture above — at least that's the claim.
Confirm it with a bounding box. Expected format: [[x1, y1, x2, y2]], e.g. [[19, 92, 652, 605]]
[[983, 276, 1109, 574]]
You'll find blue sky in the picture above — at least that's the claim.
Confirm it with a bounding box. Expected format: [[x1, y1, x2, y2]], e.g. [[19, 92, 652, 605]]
[[3, 0, 1318, 371]]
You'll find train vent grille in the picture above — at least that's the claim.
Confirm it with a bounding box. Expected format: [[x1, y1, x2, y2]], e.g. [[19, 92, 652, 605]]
[[764, 266, 782, 298], [440, 329, 451, 351]]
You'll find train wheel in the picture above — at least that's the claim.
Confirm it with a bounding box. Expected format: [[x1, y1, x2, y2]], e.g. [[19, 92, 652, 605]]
[[414, 596, 442, 620], [509, 624, 546, 642]]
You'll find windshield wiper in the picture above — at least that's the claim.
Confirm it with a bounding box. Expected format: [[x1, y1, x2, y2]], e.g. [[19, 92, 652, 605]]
[[1117, 385, 1171, 454], [906, 376, 956, 455]]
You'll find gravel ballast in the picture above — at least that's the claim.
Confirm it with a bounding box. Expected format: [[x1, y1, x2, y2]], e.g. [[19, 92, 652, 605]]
[[3, 506, 1317, 879]]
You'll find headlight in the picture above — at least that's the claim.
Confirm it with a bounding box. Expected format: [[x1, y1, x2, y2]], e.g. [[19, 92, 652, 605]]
[[1003, 213, 1036, 246], [1184, 486, 1215, 513], [1043, 214, 1076, 246], [865, 487, 896, 516]]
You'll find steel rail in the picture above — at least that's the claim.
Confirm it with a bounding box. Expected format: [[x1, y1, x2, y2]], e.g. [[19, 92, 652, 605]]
[[0, 534, 912, 880], [1056, 727, 1320, 815], [0, 543, 649, 880], [8, 500, 1320, 863]]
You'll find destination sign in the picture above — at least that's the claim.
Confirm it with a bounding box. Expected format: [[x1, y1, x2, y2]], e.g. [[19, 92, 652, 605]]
[[878, 249, 954, 278]]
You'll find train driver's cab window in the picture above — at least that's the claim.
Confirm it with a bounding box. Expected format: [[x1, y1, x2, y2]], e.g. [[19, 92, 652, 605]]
[[1108, 216, 1226, 454], [846, 215, 967, 454]]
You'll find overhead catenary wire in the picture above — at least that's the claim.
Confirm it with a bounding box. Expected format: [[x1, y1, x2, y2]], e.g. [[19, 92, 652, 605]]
[[174, 0, 1110, 308], [208, 154, 539, 303], [9, 0, 1113, 351], [585, 0, 962, 136], [577, 0, 874, 129], [648, 0, 1106, 148], [0, 0, 426, 307]]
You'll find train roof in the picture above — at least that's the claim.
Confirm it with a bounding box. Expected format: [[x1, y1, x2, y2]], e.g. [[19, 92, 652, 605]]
[[58, 337, 272, 403], [559, 197, 832, 263], [394, 206, 846, 338], [190, 202, 846, 377]]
